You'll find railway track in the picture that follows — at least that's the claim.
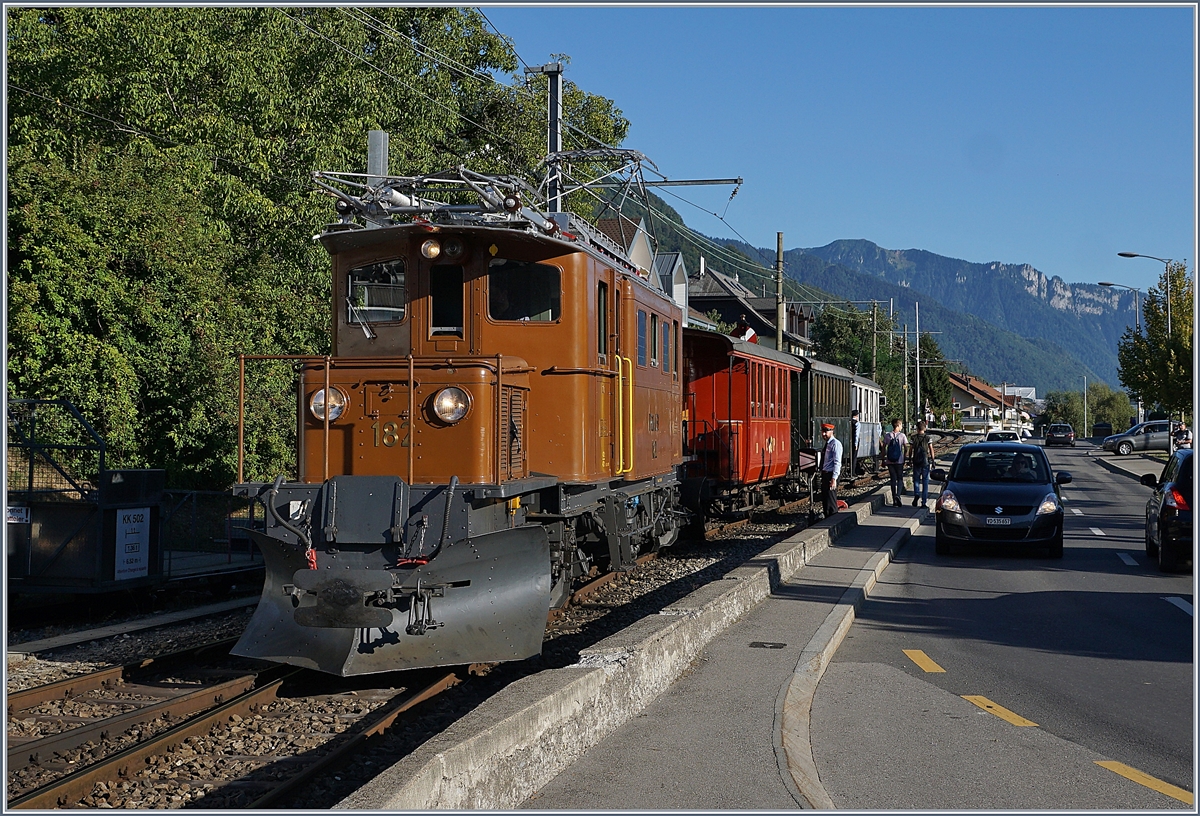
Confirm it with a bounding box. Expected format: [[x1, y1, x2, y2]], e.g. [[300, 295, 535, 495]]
[[6, 634, 461, 810]]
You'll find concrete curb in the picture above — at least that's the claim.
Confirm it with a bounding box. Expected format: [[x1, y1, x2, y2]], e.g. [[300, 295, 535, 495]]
[[1091, 452, 1160, 482], [7, 596, 259, 659], [336, 497, 890, 810], [775, 509, 928, 809]]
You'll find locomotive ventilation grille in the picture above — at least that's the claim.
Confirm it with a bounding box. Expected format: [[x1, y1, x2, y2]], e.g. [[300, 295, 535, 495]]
[[500, 386, 527, 480]]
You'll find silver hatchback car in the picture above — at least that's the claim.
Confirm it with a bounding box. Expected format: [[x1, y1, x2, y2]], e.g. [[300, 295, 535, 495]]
[[1103, 421, 1175, 456]]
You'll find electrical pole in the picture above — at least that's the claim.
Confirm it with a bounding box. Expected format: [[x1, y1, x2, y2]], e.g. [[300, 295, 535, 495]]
[[915, 301, 921, 425], [903, 324, 909, 423], [776, 232, 785, 351]]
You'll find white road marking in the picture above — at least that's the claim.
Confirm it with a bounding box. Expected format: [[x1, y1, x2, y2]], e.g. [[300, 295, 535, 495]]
[[1090, 527, 1105, 536], [1117, 553, 1138, 566], [1071, 509, 1084, 516], [1164, 597, 1193, 616]]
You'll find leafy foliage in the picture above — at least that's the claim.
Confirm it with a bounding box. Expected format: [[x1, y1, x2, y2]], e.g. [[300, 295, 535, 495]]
[[1116, 260, 1193, 419], [6, 7, 628, 488]]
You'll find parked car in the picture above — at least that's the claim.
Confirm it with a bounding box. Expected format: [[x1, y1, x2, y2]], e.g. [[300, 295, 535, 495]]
[[1141, 449, 1193, 572], [1102, 420, 1175, 456], [1044, 424, 1076, 447], [984, 430, 1022, 443], [933, 443, 1071, 557]]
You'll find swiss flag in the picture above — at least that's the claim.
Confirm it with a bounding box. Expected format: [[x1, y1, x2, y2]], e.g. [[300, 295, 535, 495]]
[[731, 319, 757, 343]]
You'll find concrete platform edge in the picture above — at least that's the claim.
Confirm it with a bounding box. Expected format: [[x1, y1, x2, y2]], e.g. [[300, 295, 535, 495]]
[[775, 510, 927, 809], [336, 496, 887, 810]]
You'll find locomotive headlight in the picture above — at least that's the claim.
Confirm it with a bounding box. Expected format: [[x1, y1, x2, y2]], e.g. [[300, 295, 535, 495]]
[[432, 387, 471, 423], [309, 387, 348, 422], [420, 239, 441, 259], [442, 237, 464, 259]]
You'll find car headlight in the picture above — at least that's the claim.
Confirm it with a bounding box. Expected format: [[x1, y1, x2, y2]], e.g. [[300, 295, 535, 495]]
[[1036, 492, 1060, 515], [309, 387, 348, 422], [432, 387, 471, 423], [936, 490, 961, 513]]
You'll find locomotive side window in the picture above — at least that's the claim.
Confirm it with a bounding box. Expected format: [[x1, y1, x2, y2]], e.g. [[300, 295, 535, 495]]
[[488, 259, 561, 322], [348, 258, 406, 324], [661, 321, 670, 375], [637, 310, 647, 366], [672, 321, 679, 380], [430, 264, 464, 337], [650, 315, 659, 366]]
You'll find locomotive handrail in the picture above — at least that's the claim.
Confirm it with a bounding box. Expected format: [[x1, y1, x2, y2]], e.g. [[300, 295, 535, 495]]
[[615, 358, 625, 475], [542, 366, 619, 377], [619, 356, 635, 475]]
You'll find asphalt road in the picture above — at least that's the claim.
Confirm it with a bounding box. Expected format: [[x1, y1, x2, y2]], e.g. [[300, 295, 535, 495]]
[[810, 442, 1194, 810]]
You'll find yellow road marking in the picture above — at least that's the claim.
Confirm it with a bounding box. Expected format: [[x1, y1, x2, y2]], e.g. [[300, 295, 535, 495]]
[[903, 649, 946, 673], [1096, 761, 1194, 805], [961, 695, 1038, 726]]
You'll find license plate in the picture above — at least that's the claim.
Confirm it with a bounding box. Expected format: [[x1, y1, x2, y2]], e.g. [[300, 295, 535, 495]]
[[985, 517, 1011, 526]]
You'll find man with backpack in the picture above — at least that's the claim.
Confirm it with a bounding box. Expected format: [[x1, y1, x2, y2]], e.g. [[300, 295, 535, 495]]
[[883, 418, 909, 507], [908, 420, 935, 508]]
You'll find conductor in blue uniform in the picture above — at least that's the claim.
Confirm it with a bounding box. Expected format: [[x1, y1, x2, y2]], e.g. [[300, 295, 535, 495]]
[[820, 422, 843, 518]]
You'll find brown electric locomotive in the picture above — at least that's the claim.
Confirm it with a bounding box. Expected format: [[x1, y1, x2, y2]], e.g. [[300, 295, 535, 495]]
[[233, 152, 686, 676]]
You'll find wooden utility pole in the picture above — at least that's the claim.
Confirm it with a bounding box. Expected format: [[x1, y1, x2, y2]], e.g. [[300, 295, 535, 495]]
[[775, 233, 785, 351]]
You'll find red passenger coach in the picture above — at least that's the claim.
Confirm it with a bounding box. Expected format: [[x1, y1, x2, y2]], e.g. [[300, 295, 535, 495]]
[[682, 329, 812, 516]]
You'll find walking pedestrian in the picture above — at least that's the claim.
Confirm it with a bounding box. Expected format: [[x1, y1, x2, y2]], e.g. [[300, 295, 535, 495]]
[[882, 418, 909, 507], [909, 420, 935, 508], [819, 423, 843, 519]]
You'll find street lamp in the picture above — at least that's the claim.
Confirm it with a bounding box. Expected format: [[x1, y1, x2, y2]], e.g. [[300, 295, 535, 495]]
[[1097, 281, 1141, 333], [1099, 280, 1144, 423], [1117, 252, 1171, 336]]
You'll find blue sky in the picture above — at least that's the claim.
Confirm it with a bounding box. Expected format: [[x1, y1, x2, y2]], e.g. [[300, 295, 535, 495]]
[[483, 5, 1196, 294]]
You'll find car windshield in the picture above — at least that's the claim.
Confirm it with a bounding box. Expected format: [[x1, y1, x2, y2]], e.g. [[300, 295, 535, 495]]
[[986, 432, 1018, 441], [950, 450, 1048, 483], [1050, 425, 1071, 433]]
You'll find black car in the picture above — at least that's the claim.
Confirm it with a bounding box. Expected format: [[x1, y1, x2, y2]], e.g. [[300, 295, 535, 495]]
[[1141, 449, 1193, 572], [1044, 423, 1076, 447], [933, 443, 1072, 557]]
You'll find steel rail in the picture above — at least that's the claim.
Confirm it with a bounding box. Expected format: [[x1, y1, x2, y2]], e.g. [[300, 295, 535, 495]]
[[8, 667, 299, 810], [246, 670, 462, 809], [7, 637, 240, 715], [8, 673, 259, 770]]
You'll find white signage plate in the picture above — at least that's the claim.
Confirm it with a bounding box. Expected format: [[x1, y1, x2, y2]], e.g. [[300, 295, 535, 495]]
[[115, 507, 150, 580]]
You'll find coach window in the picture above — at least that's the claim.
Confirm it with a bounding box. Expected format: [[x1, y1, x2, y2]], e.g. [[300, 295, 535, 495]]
[[430, 264, 463, 337], [769, 368, 776, 418], [637, 310, 647, 366], [597, 282, 608, 363], [488, 259, 561, 322], [348, 258, 406, 324]]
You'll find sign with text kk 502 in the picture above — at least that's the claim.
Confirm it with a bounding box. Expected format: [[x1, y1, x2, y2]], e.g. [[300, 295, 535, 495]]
[[115, 507, 150, 580]]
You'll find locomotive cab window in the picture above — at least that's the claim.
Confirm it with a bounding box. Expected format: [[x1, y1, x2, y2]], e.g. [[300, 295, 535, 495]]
[[430, 264, 463, 337], [347, 259, 406, 324], [488, 259, 561, 322]]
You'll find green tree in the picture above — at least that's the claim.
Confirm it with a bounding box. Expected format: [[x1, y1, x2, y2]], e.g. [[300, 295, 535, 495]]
[[1042, 383, 1134, 434], [6, 7, 629, 488], [1117, 260, 1193, 419]]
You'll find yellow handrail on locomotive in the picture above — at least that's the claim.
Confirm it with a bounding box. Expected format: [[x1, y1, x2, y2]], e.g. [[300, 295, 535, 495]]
[[619, 352, 628, 475], [617, 355, 634, 475]]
